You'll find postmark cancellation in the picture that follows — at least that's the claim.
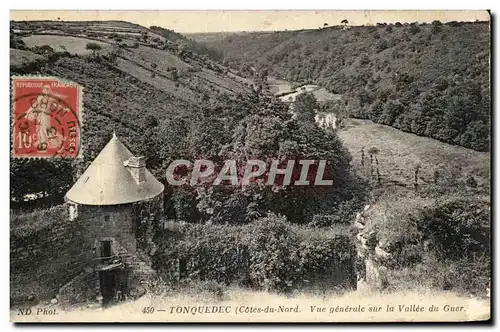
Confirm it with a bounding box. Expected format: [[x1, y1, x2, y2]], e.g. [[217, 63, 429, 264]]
[[11, 76, 83, 159]]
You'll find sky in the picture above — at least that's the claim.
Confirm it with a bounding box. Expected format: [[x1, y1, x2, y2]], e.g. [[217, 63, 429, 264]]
[[10, 10, 490, 33]]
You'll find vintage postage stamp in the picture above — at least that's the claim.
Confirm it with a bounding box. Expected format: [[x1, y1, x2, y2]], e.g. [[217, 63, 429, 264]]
[[11, 76, 82, 158]]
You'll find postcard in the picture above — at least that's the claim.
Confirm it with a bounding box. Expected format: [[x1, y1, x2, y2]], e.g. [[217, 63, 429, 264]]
[[9, 9, 491, 323]]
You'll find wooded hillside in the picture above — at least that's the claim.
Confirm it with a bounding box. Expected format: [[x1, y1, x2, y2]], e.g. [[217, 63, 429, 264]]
[[194, 21, 491, 151]]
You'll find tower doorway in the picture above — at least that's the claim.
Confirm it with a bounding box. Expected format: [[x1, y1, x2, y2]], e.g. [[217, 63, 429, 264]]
[[100, 240, 112, 263], [99, 271, 116, 305]]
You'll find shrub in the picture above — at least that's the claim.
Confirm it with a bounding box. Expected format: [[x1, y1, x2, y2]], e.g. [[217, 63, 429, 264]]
[[376, 39, 389, 52], [386, 252, 490, 296], [309, 214, 343, 227], [11, 205, 68, 238], [32, 44, 54, 55], [409, 24, 421, 34], [152, 214, 353, 293], [416, 197, 490, 260], [243, 215, 301, 291], [432, 25, 442, 34], [85, 42, 102, 56], [447, 21, 462, 27], [365, 194, 490, 295]]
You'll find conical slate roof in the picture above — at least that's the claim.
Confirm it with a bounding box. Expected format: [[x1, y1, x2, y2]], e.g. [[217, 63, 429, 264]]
[[66, 134, 164, 205]]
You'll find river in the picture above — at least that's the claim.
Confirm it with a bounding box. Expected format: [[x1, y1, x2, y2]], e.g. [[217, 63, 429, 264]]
[[267, 77, 342, 129]]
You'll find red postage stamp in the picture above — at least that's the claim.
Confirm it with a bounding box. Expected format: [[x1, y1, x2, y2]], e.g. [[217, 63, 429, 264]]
[[11, 76, 83, 158]]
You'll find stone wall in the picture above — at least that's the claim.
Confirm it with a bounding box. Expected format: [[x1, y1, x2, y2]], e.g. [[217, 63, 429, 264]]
[[78, 204, 137, 255], [124, 252, 158, 297], [10, 204, 94, 304]]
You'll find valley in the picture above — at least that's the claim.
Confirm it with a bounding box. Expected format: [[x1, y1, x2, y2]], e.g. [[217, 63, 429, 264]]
[[193, 21, 490, 152]]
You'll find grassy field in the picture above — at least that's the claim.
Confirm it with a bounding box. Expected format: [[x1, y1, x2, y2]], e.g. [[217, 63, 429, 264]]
[[123, 45, 193, 71], [11, 287, 489, 322], [195, 67, 248, 94], [267, 77, 294, 95], [338, 118, 490, 189], [113, 57, 199, 103], [22, 35, 112, 55]]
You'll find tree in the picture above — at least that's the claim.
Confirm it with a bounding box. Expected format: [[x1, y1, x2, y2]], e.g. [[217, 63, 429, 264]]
[[380, 100, 404, 126], [85, 42, 102, 56], [144, 115, 159, 128], [376, 39, 389, 53], [432, 24, 442, 34], [10, 159, 74, 208], [107, 46, 122, 64], [367, 147, 380, 183], [257, 68, 269, 82], [459, 120, 490, 151], [239, 63, 251, 76], [293, 92, 318, 124], [414, 163, 421, 191], [447, 21, 461, 27], [10, 36, 26, 50], [213, 113, 363, 225], [368, 100, 383, 122], [409, 24, 421, 34]]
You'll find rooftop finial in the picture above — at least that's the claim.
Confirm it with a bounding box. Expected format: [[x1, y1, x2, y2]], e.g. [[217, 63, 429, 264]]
[[112, 130, 117, 139]]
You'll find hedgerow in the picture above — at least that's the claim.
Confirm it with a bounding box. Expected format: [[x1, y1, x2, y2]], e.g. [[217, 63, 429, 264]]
[[152, 213, 354, 292], [10, 205, 68, 239]]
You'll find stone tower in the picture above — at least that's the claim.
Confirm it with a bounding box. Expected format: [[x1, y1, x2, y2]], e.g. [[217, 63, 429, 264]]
[[63, 133, 164, 305]]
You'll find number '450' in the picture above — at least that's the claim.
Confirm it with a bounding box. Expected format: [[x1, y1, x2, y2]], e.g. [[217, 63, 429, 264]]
[[142, 307, 155, 314]]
